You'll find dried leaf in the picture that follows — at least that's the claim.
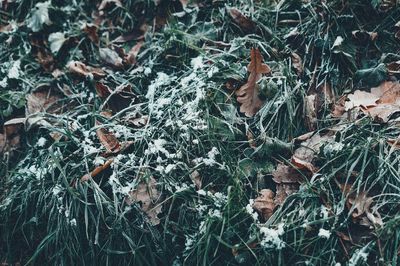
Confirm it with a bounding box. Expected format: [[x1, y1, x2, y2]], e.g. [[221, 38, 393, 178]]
[[386, 61, 400, 74], [271, 164, 303, 184], [292, 133, 332, 173], [26, 87, 65, 115], [347, 191, 383, 227], [95, 82, 136, 112], [2, 118, 25, 155], [98, 0, 122, 10], [345, 90, 379, 111], [67, 61, 106, 79], [124, 41, 143, 65], [291, 52, 303, 76], [235, 48, 271, 117], [82, 23, 99, 44], [227, 7, 256, 33], [96, 121, 121, 154], [252, 189, 275, 220], [274, 183, 299, 206], [126, 177, 162, 225], [81, 159, 113, 182], [190, 170, 202, 189], [99, 48, 124, 68], [304, 94, 317, 131]]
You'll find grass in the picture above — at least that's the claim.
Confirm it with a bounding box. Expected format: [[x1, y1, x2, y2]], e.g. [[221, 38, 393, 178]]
[[1, 0, 400, 265]]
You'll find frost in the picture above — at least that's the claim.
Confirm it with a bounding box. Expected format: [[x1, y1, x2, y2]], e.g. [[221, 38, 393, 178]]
[[69, 218, 77, 226], [260, 224, 285, 249], [165, 164, 176, 174], [146, 72, 173, 99], [191, 56, 204, 70], [146, 138, 169, 156], [37, 137, 47, 147], [8, 60, 21, 79], [27, 1, 52, 32], [318, 228, 331, 239], [52, 185, 63, 196], [349, 245, 369, 266], [245, 199, 259, 221], [48, 32, 67, 54], [320, 205, 329, 219], [209, 209, 222, 218]]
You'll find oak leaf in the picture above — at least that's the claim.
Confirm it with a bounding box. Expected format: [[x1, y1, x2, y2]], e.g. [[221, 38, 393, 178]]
[[235, 48, 271, 117]]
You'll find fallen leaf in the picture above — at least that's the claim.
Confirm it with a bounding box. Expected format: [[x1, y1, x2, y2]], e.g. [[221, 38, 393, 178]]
[[26, 86, 65, 115], [48, 32, 67, 54], [96, 121, 121, 154], [82, 23, 99, 44], [190, 170, 202, 189], [345, 90, 379, 111], [99, 48, 124, 68], [227, 7, 256, 33], [98, 0, 122, 10], [124, 41, 143, 65], [81, 159, 113, 182], [67, 61, 106, 79], [304, 94, 317, 131], [2, 118, 25, 155], [235, 48, 271, 117], [271, 164, 302, 205], [126, 176, 162, 225], [292, 132, 332, 173], [291, 52, 303, 76], [386, 61, 400, 74], [252, 189, 275, 220], [362, 104, 400, 123], [274, 183, 299, 206], [347, 191, 383, 227], [95, 82, 136, 112]]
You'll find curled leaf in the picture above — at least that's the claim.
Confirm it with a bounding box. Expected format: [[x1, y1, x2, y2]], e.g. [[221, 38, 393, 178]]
[[67, 61, 106, 79]]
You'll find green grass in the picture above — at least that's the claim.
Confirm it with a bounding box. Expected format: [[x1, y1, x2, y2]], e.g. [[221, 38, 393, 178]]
[[1, 0, 400, 265]]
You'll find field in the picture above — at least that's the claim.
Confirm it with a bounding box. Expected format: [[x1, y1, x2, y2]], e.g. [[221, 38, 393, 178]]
[[1, 0, 400, 265]]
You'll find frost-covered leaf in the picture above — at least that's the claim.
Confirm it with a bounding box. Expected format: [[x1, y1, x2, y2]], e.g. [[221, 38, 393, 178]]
[[126, 176, 162, 225], [48, 32, 67, 54], [67, 61, 106, 79], [27, 1, 52, 32], [99, 48, 124, 68]]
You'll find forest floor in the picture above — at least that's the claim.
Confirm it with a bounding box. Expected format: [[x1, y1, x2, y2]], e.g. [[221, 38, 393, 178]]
[[1, 0, 400, 265]]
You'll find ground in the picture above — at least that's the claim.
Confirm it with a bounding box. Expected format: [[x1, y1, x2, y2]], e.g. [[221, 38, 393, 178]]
[[1, 0, 400, 265]]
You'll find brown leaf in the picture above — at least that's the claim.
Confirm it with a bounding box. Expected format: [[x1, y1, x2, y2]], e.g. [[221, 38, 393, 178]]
[[82, 23, 99, 44], [99, 48, 124, 68], [67, 61, 106, 79], [347, 191, 383, 227], [98, 0, 122, 10], [2, 118, 25, 155], [252, 189, 275, 220], [227, 7, 256, 33], [291, 52, 303, 76], [26, 86, 68, 116], [235, 48, 271, 117], [190, 170, 202, 190], [96, 121, 121, 154], [126, 176, 162, 225], [274, 183, 299, 206], [124, 41, 143, 65], [95, 82, 136, 112], [386, 61, 400, 74], [81, 159, 113, 182], [345, 90, 379, 111], [292, 132, 332, 173], [272, 164, 303, 184], [304, 94, 317, 131]]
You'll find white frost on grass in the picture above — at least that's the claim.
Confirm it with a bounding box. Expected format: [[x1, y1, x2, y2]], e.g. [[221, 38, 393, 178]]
[[318, 228, 331, 239], [245, 199, 259, 221], [37, 137, 47, 147], [260, 224, 285, 249], [8, 60, 21, 79], [349, 245, 369, 266]]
